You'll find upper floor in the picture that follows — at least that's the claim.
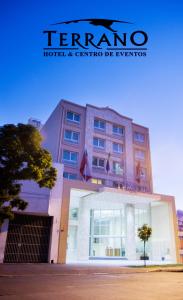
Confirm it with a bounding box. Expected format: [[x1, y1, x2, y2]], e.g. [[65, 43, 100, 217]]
[[41, 99, 153, 193]]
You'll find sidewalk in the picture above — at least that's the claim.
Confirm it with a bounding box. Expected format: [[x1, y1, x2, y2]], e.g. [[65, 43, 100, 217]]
[[0, 263, 183, 277]]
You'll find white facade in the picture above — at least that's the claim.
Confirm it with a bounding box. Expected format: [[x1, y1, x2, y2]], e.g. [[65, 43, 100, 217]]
[[66, 188, 177, 264]]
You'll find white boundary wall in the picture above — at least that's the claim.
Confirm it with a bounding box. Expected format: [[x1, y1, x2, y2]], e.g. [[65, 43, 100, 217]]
[[0, 163, 63, 263]]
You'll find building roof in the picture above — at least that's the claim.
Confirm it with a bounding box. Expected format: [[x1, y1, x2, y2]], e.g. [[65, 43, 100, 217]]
[[60, 99, 149, 129]]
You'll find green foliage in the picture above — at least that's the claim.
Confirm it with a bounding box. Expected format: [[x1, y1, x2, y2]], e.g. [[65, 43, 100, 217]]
[[138, 224, 152, 242], [0, 123, 57, 226], [138, 224, 152, 266]]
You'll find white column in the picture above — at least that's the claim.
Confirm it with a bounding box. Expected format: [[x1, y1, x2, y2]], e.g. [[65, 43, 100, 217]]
[[125, 122, 134, 183], [126, 204, 136, 260], [77, 200, 90, 261]]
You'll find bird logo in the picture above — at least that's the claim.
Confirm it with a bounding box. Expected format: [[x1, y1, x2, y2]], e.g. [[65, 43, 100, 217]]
[[51, 18, 133, 32]]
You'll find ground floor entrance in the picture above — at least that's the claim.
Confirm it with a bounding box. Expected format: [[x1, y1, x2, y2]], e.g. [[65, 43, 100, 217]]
[[66, 188, 177, 264], [4, 214, 52, 263], [89, 209, 126, 259]]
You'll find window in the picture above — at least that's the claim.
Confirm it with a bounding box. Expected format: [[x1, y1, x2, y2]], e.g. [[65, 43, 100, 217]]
[[69, 208, 78, 220], [64, 130, 79, 143], [94, 118, 105, 131], [134, 132, 145, 143], [92, 157, 105, 168], [93, 137, 105, 149], [113, 161, 124, 175], [63, 172, 77, 180], [113, 124, 124, 136], [63, 150, 78, 163], [91, 178, 105, 185], [89, 209, 126, 257], [66, 111, 80, 123], [113, 143, 123, 153], [135, 149, 145, 160]]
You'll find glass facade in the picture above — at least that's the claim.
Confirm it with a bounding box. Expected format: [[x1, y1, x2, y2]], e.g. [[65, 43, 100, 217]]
[[89, 209, 126, 258], [66, 189, 175, 264], [67, 203, 152, 261], [135, 206, 151, 258]]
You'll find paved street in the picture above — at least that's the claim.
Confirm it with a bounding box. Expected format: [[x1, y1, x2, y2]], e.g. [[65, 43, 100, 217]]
[[0, 265, 183, 300]]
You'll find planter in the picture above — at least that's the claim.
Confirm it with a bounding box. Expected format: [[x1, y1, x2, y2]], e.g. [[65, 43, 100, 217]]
[[140, 256, 149, 260]]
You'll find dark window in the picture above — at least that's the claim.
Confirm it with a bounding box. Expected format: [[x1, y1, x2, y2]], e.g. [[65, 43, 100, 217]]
[[64, 130, 79, 143], [94, 119, 105, 131], [66, 111, 80, 123], [92, 157, 105, 168], [113, 125, 124, 135], [63, 172, 77, 180]]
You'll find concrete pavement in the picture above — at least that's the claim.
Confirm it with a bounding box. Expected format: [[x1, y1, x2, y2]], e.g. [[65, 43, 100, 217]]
[[0, 267, 183, 300], [0, 263, 183, 277], [0, 263, 150, 278]]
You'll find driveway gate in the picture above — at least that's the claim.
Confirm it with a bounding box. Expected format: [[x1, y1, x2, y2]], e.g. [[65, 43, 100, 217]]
[[4, 214, 52, 263]]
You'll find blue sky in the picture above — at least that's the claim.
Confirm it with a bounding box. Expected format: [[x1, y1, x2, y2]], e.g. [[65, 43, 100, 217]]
[[1, 0, 183, 209]]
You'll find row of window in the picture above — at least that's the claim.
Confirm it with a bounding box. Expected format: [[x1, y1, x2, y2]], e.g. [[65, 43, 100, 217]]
[[64, 130, 145, 159], [93, 137, 123, 153], [92, 157, 124, 175], [64, 130, 124, 153], [94, 119, 125, 138], [62, 150, 124, 173], [64, 172, 146, 183], [67, 111, 124, 136], [66, 111, 145, 143], [62, 149, 145, 166], [63, 172, 129, 188]]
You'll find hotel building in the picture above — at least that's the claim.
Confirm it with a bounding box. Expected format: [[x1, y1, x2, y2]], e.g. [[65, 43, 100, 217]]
[[41, 100, 179, 263], [0, 100, 180, 264]]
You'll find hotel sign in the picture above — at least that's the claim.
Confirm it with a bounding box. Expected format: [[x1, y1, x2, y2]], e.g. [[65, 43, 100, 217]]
[[43, 18, 149, 58], [114, 181, 150, 193]]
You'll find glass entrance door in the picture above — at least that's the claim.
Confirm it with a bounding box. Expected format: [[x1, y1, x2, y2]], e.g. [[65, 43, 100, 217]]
[[89, 210, 126, 258]]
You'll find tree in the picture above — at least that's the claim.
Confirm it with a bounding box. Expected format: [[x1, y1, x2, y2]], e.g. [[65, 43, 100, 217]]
[[0, 123, 57, 226], [138, 224, 152, 266]]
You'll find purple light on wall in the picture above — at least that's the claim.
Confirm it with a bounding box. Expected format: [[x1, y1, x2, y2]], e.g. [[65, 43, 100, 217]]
[[177, 210, 183, 231]]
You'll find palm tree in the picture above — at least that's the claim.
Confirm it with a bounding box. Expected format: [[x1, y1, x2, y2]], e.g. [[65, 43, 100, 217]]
[[138, 224, 152, 266]]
